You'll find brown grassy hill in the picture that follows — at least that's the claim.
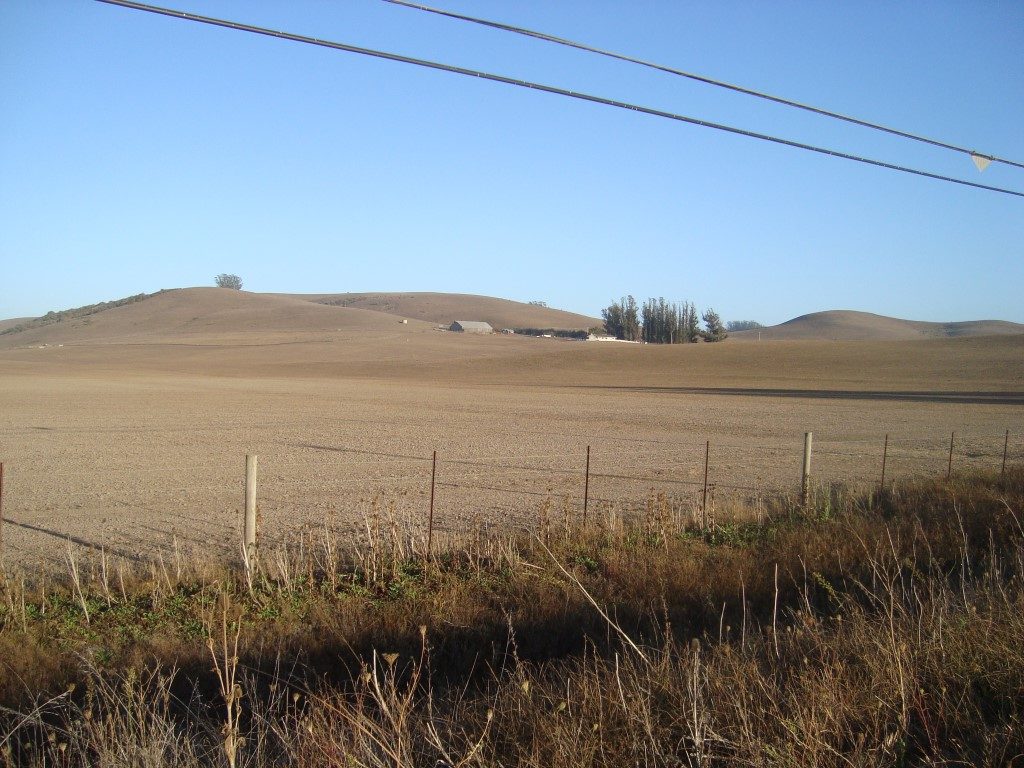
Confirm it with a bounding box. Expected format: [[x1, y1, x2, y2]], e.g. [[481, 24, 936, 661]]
[[730, 310, 1024, 341], [4, 291, 1021, 395], [0, 317, 33, 333], [0, 288, 432, 348], [276, 292, 601, 330]]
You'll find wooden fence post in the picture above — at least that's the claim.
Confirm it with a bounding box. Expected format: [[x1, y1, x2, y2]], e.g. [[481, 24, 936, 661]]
[[244, 454, 258, 553], [801, 432, 813, 506], [0, 462, 4, 560], [701, 440, 710, 529], [583, 446, 590, 525], [879, 434, 889, 493], [1003, 430, 1010, 476], [427, 450, 437, 562], [947, 432, 955, 480]]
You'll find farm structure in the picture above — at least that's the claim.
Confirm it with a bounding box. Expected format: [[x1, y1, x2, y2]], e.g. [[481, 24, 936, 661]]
[[587, 333, 639, 342], [449, 320, 493, 334]]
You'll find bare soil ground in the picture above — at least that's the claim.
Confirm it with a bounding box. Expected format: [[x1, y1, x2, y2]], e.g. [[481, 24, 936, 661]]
[[1, 290, 1021, 567]]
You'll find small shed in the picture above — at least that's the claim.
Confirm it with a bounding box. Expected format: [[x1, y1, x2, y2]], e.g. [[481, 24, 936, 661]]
[[449, 321, 493, 334]]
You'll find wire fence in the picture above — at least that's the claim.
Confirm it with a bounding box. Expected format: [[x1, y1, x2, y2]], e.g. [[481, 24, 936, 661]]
[[0, 428, 1020, 565]]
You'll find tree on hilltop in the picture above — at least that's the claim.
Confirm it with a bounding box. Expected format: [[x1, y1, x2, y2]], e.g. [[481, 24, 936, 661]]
[[215, 274, 243, 290]]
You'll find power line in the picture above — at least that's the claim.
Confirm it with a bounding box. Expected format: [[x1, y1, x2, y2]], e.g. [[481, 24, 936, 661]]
[[383, 0, 1024, 173], [94, 0, 1024, 198]]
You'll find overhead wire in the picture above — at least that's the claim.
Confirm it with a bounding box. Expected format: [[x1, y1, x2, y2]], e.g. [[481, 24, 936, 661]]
[[383, 0, 1024, 172], [94, 0, 1024, 198]]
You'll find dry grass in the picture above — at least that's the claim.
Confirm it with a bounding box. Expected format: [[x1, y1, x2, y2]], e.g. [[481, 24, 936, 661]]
[[2, 467, 1023, 766]]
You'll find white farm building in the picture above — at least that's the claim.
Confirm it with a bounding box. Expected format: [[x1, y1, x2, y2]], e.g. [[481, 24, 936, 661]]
[[449, 321, 493, 334]]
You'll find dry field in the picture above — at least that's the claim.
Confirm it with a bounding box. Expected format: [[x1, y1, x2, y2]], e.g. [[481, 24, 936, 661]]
[[1, 288, 1022, 567]]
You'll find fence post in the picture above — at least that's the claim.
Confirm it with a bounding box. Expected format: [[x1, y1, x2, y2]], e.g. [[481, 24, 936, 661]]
[[583, 446, 590, 525], [879, 434, 889, 493], [801, 432, 813, 506], [244, 454, 258, 554], [1003, 430, 1010, 476], [701, 440, 710, 529], [947, 432, 955, 480], [0, 462, 4, 560], [427, 450, 437, 562]]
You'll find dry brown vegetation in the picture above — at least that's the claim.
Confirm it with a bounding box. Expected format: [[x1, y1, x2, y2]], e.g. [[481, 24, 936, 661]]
[[2, 469, 1023, 766]]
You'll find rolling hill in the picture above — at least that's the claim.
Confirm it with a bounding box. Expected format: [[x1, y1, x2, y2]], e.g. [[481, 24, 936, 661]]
[[0, 288, 433, 347], [0, 289, 1022, 396], [730, 310, 1024, 342], [275, 292, 601, 330], [0, 288, 600, 350], [4, 292, 1021, 353], [0, 317, 33, 333]]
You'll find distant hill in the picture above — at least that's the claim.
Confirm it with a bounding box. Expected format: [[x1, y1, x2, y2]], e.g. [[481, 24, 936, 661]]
[[0, 288, 433, 347], [0, 288, 600, 348], [276, 292, 601, 331], [9, 293, 1015, 349], [0, 317, 34, 333], [730, 310, 1024, 342]]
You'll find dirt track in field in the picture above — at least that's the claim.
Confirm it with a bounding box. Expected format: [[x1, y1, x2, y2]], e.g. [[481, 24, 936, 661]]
[[1, 290, 1022, 567]]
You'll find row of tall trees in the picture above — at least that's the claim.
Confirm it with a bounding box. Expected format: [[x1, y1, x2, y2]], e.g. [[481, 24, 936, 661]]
[[601, 296, 728, 343], [600, 296, 640, 342], [640, 297, 700, 344]]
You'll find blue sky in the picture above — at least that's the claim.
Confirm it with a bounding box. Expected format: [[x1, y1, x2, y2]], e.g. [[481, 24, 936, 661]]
[[2, 1, 1022, 324]]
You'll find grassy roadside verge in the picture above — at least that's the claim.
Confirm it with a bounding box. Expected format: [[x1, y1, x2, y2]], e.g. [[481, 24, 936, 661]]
[[2, 469, 1023, 766]]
